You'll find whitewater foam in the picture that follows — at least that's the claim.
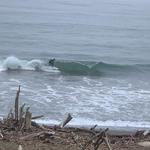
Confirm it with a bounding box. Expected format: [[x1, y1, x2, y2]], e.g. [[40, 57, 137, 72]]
[[3, 56, 22, 70], [0, 56, 60, 73], [35, 118, 150, 129]]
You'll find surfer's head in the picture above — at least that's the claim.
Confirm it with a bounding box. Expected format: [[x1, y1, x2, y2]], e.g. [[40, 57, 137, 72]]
[[49, 58, 55, 66]]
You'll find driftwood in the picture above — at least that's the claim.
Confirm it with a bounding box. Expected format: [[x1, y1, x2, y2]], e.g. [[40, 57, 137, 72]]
[[31, 121, 50, 131], [93, 129, 108, 150], [81, 128, 112, 150], [0, 132, 3, 139], [71, 131, 84, 149], [94, 128, 112, 150], [31, 121, 41, 128], [32, 115, 44, 120], [15, 85, 20, 122], [81, 129, 103, 150], [72, 127, 96, 135], [60, 113, 72, 128], [19, 104, 26, 121], [143, 130, 150, 136], [7, 108, 14, 120], [103, 134, 112, 150], [90, 125, 97, 131], [19, 104, 26, 130], [19, 131, 55, 140], [1, 86, 44, 132], [135, 130, 149, 137], [25, 111, 32, 130]]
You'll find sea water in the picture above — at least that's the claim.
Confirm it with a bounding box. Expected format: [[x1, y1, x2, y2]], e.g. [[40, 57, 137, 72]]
[[0, 0, 150, 128]]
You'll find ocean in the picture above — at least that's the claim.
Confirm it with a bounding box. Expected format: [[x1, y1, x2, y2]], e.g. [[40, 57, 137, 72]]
[[0, 0, 150, 128]]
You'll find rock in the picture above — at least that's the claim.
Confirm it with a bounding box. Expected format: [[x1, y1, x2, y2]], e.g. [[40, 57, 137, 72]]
[[143, 130, 150, 136], [0, 132, 3, 139], [18, 145, 23, 150], [138, 141, 150, 147]]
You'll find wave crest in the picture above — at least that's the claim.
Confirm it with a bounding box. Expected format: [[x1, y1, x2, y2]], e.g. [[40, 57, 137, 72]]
[[55, 61, 138, 76], [0, 56, 149, 76], [26, 59, 43, 70], [0, 56, 59, 73]]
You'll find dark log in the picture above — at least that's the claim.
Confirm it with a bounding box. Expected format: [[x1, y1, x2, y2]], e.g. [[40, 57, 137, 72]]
[[71, 131, 84, 149], [7, 108, 14, 120], [19, 104, 25, 121], [32, 115, 44, 120], [15, 85, 21, 122], [19, 131, 55, 140], [90, 125, 97, 131], [93, 129, 111, 150], [82, 128, 108, 150], [26, 107, 30, 112], [31, 121, 40, 128], [31, 121, 50, 131], [60, 113, 72, 128], [19, 104, 26, 130], [73, 127, 96, 135]]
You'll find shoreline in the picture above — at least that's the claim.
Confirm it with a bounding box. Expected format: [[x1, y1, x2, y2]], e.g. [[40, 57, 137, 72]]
[[0, 86, 150, 150], [33, 121, 150, 135], [38, 123, 150, 135], [0, 123, 150, 150]]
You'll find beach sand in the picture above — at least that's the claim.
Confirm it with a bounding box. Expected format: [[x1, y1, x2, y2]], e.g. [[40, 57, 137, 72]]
[[0, 127, 150, 150]]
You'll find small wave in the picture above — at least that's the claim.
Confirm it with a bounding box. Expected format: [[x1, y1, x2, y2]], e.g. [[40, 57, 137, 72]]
[[1, 56, 150, 76], [55, 61, 147, 76], [55, 61, 90, 75]]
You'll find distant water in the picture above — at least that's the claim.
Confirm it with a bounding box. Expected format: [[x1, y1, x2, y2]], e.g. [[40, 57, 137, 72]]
[[0, 0, 150, 128]]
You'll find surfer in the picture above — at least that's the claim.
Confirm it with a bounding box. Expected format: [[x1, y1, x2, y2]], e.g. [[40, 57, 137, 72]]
[[49, 58, 55, 67]]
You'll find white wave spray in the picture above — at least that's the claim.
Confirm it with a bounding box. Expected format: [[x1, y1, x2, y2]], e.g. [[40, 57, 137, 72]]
[[0, 56, 60, 73], [3, 56, 22, 70]]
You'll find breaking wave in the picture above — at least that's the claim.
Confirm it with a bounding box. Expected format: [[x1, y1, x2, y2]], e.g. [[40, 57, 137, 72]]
[[0, 56, 150, 76], [0, 56, 59, 73]]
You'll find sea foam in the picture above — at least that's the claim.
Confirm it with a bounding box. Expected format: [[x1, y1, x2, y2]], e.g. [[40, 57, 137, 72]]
[[0, 56, 60, 73], [3, 56, 22, 70]]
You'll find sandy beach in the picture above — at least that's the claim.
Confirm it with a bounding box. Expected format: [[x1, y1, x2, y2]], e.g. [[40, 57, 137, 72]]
[[0, 125, 150, 150]]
